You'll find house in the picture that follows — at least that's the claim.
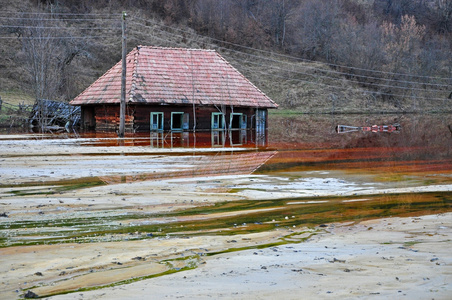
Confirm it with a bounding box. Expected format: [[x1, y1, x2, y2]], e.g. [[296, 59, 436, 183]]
[[70, 46, 278, 132]]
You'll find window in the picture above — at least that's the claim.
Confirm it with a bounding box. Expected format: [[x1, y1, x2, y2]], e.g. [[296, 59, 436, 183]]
[[211, 112, 225, 130], [150, 112, 163, 131], [171, 112, 187, 131], [183, 113, 190, 130], [255, 109, 266, 132], [255, 109, 267, 147], [230, 113, 247, 129]]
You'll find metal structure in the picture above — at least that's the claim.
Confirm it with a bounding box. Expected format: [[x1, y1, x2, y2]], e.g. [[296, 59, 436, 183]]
[[336, 123, 401, 134]]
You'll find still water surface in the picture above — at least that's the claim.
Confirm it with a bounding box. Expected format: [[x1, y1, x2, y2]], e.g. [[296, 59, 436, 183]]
[[73, 113, 452, 180], [1, 114, 451, 246]]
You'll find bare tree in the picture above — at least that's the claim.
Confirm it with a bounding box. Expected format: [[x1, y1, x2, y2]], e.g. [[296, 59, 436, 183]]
[[15, 7, 89, 101], [19, 14, 61, 100], [289, 0, 341, 61], [430, 0, 452, 33], [11, 5, 90, 129]]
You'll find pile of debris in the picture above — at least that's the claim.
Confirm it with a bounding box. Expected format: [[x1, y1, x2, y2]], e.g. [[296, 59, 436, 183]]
[[29, 99, 80, 131], [336, 123, 401, 134]]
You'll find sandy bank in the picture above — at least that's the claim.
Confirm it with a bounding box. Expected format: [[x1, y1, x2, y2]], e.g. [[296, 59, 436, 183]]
[[44, 213, 452, 300], [0, 134, 451, 300]]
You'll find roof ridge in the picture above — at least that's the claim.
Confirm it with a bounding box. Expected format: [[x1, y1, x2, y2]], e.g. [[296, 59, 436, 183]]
[[129, 47, 140, 102], [137, 45, 215, 52]]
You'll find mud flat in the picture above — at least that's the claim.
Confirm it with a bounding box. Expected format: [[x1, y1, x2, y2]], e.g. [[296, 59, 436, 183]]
[[34, 213, 452, 300], [0, 134, 451, 299]]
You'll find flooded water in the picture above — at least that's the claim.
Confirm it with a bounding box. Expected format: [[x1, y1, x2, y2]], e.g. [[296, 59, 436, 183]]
[[1, 113, 452, 298], [267, 114, 452, 173], [1, 114, 451, 247]]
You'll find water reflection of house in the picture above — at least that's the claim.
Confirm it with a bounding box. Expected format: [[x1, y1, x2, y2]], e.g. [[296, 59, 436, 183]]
[[149, 131, 266, 148], [99, 150, 277, 184], [70, 46, 277, 133]]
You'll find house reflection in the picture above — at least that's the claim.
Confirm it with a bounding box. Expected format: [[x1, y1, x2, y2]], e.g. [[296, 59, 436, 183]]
[[97, 129, 273, 185], [149, 129, 268, 149], [99, 147, 277, 185]]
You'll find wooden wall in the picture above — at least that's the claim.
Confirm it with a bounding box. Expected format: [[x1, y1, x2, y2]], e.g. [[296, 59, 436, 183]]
[[132, 105, 258, 132], [82, 104, 265, 132], [93, 105, 133, 132]]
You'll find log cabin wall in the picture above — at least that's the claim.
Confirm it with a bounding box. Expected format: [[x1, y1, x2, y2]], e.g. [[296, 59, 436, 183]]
[[87, 104, 263, 132], [131, 104, 258, 132], [94, 105, 134, 132]]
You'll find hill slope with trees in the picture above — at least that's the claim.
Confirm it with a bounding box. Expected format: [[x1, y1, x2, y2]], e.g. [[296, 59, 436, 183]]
[[0, 0, 451, 114]]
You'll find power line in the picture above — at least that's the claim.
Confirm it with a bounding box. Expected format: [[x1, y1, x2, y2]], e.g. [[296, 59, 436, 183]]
[[0, 36, 114, 40], [0, 11, 120, 17], [239, 63, 449, 102], [0, 16, 119, 22], [0, 25, 120, 30], [230, 52, 445, 93], [128, 19, 451, 95], [128, 23, 449, 101], [225, 47, 450, 89], [132, 16, 452, 83], [210, 42, 448, 91], [129, 18, 451, 87]]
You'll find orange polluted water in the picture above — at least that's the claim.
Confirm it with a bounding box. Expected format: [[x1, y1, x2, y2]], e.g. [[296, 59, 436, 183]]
[[1, 114, 451, 245], [0, 114, 452, 298]]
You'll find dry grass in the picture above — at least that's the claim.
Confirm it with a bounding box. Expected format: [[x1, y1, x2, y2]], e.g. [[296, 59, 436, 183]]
[[0, 90, 35, 106], [0, 2, 450, 114]]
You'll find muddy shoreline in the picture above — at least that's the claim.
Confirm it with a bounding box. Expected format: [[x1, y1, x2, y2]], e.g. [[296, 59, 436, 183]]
[[0, 134, 451, 299], [47, 213, 452, 300]]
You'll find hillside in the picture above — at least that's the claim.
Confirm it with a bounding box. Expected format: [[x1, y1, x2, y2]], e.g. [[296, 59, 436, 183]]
[[0, 0, 451, 114]]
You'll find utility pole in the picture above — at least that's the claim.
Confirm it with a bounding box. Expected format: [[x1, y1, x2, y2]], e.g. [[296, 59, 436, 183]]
[[118, 11, 127, 138]]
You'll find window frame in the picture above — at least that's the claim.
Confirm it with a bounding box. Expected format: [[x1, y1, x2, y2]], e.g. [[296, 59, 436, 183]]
[[230, 113, 246, 130], [211, 112, 225, 130], [150, 112, 164, 131], [171, 112, 185, 131]]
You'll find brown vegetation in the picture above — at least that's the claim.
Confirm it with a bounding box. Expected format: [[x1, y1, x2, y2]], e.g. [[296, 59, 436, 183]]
[[0, 0, 451, 113]]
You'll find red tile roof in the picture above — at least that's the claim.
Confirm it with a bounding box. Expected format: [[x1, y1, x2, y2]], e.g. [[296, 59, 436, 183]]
[[70, 46, 278, 108]]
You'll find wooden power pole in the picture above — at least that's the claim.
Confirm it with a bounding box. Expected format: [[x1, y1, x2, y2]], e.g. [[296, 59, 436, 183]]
[[118, 11, 127, 138]]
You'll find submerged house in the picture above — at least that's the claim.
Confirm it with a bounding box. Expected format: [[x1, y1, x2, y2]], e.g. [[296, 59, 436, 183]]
[[70, 46, 278, 132]]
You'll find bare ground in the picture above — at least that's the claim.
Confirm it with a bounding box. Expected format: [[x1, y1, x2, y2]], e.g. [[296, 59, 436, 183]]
[[0, 135, 451, 299]]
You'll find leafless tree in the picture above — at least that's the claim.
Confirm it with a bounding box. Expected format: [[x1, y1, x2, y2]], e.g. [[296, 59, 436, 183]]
[[430, 0, 452, 33], [289, 0, 341, 61], [15, 7, 90, 101], [19, 14, 61, 100]]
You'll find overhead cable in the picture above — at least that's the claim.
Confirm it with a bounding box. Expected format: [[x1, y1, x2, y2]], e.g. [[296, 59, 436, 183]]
[[128, 19, 451, 93], [132, 16, 452, 82]]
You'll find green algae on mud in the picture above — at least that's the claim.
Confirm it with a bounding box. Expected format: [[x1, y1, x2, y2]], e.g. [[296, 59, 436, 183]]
[[26, 256, 201, 299], [1, 177, 106, 196], [2, 191, 451, 248], [204, 230, 319, 257]]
